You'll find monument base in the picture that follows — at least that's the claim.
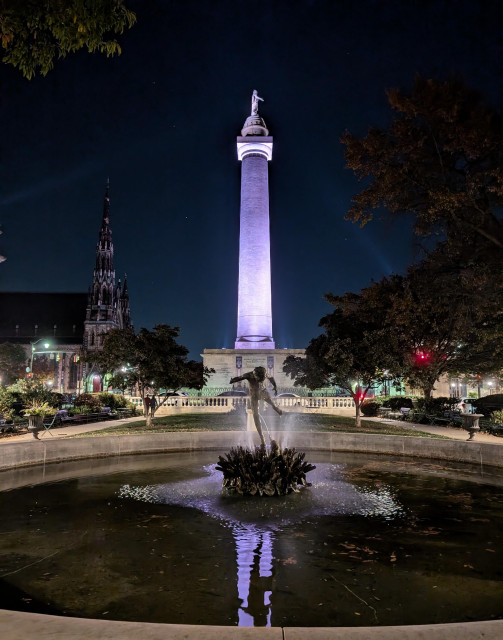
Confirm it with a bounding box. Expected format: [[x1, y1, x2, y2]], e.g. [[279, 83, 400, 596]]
[[202, 348, 305, 394]]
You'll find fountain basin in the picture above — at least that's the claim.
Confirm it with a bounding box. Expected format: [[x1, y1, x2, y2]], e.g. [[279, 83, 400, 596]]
[[1, 431, 503, 639]]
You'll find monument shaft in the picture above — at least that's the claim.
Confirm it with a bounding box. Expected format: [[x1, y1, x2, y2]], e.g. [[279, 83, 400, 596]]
[[235, 92, 275, 349]]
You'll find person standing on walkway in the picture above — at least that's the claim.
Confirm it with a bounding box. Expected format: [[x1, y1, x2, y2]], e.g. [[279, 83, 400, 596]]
[[150, 394, 157, 417], [144, 395, 151, 417]]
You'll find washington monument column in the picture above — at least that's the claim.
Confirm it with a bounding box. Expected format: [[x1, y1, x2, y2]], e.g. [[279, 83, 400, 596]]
[[235, 90, 275, 349]]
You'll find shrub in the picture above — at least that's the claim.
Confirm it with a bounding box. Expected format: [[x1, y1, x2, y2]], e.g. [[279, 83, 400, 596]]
[[23, 402, 57, 417], [413, 397, 457, 412], [74, 393, 101, 411], [385, 396, 414, 411], [490, 410, 503, 425], [361, 401, 381, 417], [71, 405, 96, 414], [96, 392, 129, 410], [472, 394, 503, 417], [7, 379, 60, 409]]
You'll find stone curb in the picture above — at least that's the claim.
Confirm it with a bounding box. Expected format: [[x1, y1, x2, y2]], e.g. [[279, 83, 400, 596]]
[[1, 610, 503, 640]]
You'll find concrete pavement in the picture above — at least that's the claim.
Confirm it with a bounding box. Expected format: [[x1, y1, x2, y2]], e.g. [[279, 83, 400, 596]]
[[367, 415, 503, 444], [0, 415, 144, 443]]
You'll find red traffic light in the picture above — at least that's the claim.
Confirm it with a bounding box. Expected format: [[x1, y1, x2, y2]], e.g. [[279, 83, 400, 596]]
[[415, 351, 431, 364]]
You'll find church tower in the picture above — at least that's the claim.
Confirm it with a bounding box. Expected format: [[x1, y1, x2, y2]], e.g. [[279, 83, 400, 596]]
[[235, 90, 275, 349], [84, 181, 131, 353]]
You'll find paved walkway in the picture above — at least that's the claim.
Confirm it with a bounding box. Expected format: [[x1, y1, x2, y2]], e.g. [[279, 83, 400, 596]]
[[0, 415, 145, 443], [367, 416, 503, 444]]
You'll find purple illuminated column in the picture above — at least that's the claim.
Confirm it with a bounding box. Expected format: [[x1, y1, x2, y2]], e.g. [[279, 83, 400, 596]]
[[235, 110, 274, 349]]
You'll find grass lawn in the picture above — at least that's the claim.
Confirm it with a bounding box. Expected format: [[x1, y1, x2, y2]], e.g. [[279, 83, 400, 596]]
[[73, 411, 444, 438]]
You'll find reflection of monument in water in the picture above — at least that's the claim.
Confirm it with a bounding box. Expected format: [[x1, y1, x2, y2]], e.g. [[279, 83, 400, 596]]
[[235, 526, 274, 626], [203, 92, 303, 393]]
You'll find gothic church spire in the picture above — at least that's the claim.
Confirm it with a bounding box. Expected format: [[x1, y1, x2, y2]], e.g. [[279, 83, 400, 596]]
[[84, 181, 131, 354]]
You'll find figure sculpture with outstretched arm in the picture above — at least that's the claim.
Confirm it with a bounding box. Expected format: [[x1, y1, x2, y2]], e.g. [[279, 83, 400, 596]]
[[230, 366, 282, 447], [251, 90, 264, 115]]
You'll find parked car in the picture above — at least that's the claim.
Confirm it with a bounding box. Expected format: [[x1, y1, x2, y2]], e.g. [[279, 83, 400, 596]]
[[456, 398, 476, 414], [277, 393, 300, 398]]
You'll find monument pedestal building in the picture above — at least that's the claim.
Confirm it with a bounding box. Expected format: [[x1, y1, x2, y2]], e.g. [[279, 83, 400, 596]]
[[203, 348, 305, 394], [203, 91, 304, 393]]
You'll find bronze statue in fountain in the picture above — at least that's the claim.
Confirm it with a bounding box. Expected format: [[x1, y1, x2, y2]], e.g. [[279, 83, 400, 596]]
[[229, 366, 282, 447], [216, 367, 316, 496]]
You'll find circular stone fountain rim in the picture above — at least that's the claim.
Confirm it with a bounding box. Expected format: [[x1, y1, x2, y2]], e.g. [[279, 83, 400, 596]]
[[1, 430, 503, 640]]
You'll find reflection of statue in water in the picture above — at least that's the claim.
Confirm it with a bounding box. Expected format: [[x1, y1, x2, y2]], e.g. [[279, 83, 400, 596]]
[[230, 366, 282, 447], [251, 89, 264, 115], [235, 529, 274, 626]]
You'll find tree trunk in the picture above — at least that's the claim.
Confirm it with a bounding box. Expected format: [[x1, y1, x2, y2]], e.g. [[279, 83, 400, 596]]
[[422, 385, 434, 400], [145, 413, 152, 427], [354, 402, 361, 429]]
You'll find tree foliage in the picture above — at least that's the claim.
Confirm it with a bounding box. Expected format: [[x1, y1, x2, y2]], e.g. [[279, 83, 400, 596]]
[[323, 248, 502, 399], [0, 0, 136, 79], [285, 233, 503, 407], [341, 75, 503, 397], [31, 355, 58, 384], [342, 75, 503, 250], [0, 342, 27, 385], [283, 303, 402, 427], [89, 325, 213, 425]]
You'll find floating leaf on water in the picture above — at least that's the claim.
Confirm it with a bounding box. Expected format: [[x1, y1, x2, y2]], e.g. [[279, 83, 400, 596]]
[[469, 518, 490, 523]]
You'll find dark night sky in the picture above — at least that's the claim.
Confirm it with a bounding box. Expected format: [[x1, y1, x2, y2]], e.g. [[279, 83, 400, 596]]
[[1, 0, 502, 358]]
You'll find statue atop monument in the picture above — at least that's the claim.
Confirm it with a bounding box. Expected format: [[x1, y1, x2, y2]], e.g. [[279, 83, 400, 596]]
[[240, 90, 269, 137], [251, 90, 264, 115]]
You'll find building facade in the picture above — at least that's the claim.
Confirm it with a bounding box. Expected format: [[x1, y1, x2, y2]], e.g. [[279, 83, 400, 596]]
[[0, 183, 131, 395], [0, 292, 87, 392]]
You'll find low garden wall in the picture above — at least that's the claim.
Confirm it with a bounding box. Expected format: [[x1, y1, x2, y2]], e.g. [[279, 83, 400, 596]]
[[0, 431, 501, 473]]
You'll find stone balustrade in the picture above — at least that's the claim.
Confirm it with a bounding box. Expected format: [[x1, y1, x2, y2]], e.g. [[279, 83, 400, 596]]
[[126, 395, 356, 416]]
